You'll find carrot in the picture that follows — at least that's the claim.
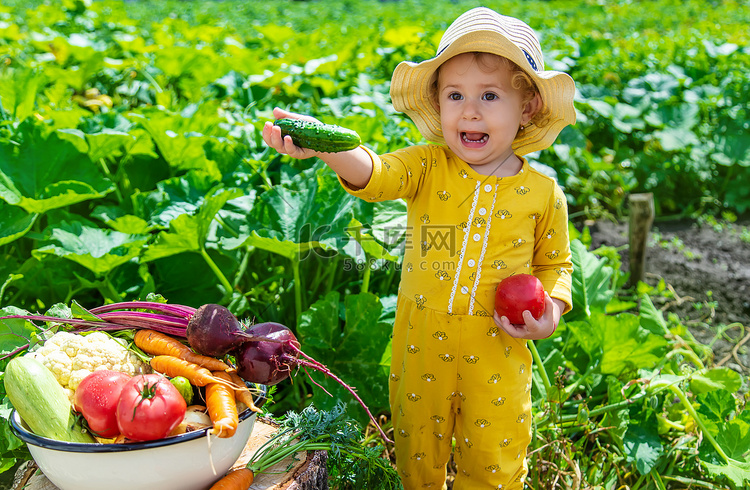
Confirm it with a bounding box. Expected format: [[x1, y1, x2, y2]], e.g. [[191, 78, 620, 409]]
[[134, 329, 230, 372], [228, 371, 262, 413], [149, 355, 236, 388], [209, 468, 254, 490], [206, 371, 239, 438]]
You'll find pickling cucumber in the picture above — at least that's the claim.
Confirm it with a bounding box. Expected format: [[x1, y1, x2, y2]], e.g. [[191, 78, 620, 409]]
[[274, 118, 361, 153], [4, 356, 95, 443]]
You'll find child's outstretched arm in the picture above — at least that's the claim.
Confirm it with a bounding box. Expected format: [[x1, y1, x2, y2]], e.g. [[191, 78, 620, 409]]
[[262, 108, 374, 189], [493, 293, 563, 340]]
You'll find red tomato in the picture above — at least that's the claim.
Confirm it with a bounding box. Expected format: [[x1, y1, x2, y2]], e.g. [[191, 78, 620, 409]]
[[116, 374, 187, 441], [495, 274, 546, 325], [74, 370, 131, 438]]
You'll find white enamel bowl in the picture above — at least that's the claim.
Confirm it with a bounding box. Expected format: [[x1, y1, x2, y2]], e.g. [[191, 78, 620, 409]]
[[10, 386, 266, 490]]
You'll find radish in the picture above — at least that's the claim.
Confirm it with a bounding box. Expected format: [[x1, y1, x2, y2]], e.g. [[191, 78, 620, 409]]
[[495, 273, 546, 324]]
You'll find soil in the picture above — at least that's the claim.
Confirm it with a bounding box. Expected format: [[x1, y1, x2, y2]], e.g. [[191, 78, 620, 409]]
[[586, 218, 750, 374]]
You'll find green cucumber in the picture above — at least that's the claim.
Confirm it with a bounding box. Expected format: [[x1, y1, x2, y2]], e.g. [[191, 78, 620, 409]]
[[274, 118, 361, 153], [4, 357, 95, 443]]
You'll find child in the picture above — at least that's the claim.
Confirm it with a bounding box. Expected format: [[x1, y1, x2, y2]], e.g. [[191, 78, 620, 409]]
[[263, 7, 575, 489]]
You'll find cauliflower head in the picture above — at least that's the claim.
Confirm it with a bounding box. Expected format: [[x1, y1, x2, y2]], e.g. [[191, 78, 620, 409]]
[[26, 331, 151, 401]]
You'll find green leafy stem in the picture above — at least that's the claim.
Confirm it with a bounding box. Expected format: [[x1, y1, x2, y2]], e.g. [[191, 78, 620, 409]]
[[199, 247, 233, 298], [649, 378, 732, 465], [532, 356, 734, 468]]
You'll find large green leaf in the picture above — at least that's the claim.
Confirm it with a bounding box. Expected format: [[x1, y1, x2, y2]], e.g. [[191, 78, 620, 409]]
[[131, 110, 223, 180], [622, 410, 663, 475], [228, 162, 356, 259], [0, 121, 114, 213], [652, 127, 700, 151], [637, 293, 670, 336], [343, 218, 400, 265], [696, 390, 750, 466], [567, 239, 615, 320], [697, 389, 737, 424], [0, 67, 43, 122], [141, 214, 204, 262], [239, 233, 319, 262], [83, 129, 137, 163], [368, 199, 408, 261], [703, 459, 750, 488], [135, 173, 218, 228], [566, 311, 668, 377], [644, 103, 699, 130], [601, 312, 668, 376], [0, 306, 38, 356], [0, 204, 36, 246], [141, 187, 242, 261], [91, 206, 153, 235], [297, 291, 391, 425], [611, 102, 646, 133], [717, 416, 750, 461], [690, 367, 744, 396], [32, 220, 149, 277]]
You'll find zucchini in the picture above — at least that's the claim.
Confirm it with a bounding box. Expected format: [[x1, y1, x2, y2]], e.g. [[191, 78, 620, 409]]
[[4, 356, 95, 443], [274, 118, 361, 153]]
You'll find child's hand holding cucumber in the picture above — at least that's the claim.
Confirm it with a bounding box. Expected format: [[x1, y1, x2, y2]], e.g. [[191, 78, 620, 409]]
[[262, 108, 372, 189], [263, 109, 360, 154]]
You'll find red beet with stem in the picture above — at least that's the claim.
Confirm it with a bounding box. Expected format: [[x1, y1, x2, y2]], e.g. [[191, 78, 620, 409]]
[[233, 321, 391, 442], [185, 304, 266, 358]]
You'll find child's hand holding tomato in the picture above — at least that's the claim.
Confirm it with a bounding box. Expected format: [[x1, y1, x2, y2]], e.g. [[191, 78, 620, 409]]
[[493, 274, 563, 340], [493, 292, 562, 340]]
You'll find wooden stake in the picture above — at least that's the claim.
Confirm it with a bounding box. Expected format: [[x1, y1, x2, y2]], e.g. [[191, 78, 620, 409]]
[[628, 193, 655, 286]]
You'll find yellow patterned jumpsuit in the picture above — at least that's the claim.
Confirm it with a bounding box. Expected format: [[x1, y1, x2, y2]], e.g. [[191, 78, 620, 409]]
[[340, 144, 573, 489]]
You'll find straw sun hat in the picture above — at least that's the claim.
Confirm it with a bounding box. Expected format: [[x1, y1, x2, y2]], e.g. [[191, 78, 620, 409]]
[[390, 7, 576, 155]]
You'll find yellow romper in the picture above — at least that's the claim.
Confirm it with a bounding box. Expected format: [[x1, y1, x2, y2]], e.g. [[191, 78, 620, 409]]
[[340, 145, 573, 489]]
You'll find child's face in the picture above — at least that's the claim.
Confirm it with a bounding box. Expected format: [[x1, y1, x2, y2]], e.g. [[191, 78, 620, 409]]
[[436, 53, 534, 172]]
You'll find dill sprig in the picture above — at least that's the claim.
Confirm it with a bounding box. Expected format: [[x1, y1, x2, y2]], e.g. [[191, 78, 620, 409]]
[[247, 403, 401, 489]]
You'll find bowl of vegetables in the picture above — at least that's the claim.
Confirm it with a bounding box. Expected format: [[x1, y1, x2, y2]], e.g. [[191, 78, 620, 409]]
[[1, 300, 389, 490], [9, 383, 266, 490], [0, 300, 277, 490]]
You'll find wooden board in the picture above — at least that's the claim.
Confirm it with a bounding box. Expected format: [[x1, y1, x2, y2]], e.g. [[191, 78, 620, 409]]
[[13, 420, 327, 490]]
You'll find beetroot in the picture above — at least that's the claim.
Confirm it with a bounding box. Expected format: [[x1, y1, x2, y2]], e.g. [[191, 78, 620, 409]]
[[233, 322, 299, 386], [186, 304, 263, 357], [233, 321, 391, 442]]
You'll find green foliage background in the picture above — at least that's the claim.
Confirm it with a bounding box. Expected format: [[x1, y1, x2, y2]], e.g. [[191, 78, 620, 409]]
[[0, 0, 749, 488]]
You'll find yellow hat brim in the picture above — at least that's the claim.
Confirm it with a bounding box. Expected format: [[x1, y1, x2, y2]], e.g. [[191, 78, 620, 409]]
[[390, 29, 576, 155]]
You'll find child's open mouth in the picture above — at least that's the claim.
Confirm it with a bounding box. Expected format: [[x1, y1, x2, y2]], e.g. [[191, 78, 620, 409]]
[[461, 132, 489, 146]]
